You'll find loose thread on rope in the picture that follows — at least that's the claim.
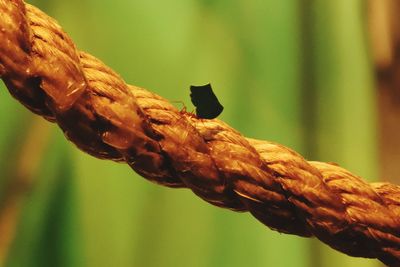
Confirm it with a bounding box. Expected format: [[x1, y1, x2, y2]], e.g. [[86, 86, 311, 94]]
[[0, 0, 400, 265]]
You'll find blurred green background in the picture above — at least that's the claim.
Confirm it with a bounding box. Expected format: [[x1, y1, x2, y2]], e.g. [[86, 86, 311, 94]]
[[0, 0, 387, 266]]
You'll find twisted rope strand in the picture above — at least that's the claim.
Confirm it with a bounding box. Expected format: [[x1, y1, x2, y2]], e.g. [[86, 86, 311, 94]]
[[1, 0, 400, 265]]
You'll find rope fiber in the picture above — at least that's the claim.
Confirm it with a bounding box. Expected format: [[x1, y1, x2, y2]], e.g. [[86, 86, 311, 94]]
[[1, 0, 400, 265]]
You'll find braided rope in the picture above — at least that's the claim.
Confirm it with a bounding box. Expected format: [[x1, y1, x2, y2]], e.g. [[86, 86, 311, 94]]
[[1, 0, 400, 265]]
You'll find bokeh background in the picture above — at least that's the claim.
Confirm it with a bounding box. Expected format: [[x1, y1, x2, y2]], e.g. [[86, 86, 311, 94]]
[[0, 0, 399, 266]]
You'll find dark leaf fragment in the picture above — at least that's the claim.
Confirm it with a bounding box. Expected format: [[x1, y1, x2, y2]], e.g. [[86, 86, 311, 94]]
[[190, 83, 223, 119]]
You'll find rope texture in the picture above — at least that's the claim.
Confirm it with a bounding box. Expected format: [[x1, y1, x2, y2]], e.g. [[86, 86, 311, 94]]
[[1, 1, 400, 265]]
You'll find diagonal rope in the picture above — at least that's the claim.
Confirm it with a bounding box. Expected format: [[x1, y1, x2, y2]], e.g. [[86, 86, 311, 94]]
[[0, 0, 399, 265]]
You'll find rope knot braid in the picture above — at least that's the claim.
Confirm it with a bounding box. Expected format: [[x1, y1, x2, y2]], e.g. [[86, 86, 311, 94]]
[[1, 0, 400, 265]]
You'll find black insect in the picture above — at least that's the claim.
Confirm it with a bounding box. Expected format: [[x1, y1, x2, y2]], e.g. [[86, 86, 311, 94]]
[[190, 83, 224, 119]]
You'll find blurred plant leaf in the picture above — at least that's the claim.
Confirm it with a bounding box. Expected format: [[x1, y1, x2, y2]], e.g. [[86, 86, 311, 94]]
[[4, 131, 84, 267]]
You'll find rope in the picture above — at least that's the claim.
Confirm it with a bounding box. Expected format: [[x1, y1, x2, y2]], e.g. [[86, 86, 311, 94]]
[[1, 0, 399, 265]]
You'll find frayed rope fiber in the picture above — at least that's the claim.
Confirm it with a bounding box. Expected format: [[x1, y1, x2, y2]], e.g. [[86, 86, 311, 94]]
[[0, 0, 400, 265]]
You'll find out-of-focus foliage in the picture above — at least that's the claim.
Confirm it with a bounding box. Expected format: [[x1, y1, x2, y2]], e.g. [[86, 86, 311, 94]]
[[0, 0, 382, 266]]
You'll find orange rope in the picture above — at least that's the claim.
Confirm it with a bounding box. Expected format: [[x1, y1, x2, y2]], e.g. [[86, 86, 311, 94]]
[[0, 0, 399, 265]]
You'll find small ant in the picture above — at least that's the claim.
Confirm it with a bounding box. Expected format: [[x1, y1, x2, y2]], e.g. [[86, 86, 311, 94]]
[[171, 100, 196, 118]]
